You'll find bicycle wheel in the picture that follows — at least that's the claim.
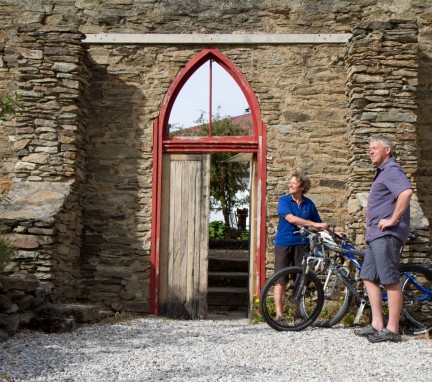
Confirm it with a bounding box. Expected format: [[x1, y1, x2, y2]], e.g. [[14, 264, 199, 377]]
[[310, 266, 353, 328], [259, 266, 324, 331], [400, 264, 432, 331]]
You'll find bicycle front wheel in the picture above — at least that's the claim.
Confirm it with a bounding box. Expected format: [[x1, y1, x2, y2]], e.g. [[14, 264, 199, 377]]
[[259, 266, 324, 331], [400, 264, 432, 332]]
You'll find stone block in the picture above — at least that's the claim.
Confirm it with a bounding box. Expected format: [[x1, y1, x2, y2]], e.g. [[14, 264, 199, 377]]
[[40, 303, 100, 323], [0, 313, 19, 335], [0, 295, 12, 311], [0, 273, 39, 292]]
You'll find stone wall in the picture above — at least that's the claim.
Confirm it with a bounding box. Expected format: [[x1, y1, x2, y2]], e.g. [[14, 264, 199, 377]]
[[0, 1, 432, 312], [0, 272, 52, 341], [345, 20, 430, 262], [0, 30, 90, 303]]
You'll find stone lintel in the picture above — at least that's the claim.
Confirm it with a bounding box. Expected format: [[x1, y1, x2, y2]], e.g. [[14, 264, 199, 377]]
[[83, 33, 352, 45]]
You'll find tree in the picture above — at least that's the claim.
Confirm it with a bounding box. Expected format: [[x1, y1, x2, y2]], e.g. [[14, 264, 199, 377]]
[[172, 110, 251, 228], [209, 151, 249, 228]]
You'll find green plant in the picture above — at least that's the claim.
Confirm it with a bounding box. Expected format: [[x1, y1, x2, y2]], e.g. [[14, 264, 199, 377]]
[[0, 93, 21, 120], [236, 230, 249, 241], [0, 231, 15, 275], [209, 221, 228, 240], [250, 294, 264, 323], [0, 189, 9, 204]]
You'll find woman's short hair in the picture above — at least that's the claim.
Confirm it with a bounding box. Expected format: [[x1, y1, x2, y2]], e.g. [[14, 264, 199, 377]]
[[370, 134, 395, 156], [291, 169, 311, 194]]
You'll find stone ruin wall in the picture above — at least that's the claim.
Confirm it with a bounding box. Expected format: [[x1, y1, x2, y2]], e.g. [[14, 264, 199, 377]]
[[345, 20, 429, 263], [1, 30, 91, 303], [0, 1, 432, 312]]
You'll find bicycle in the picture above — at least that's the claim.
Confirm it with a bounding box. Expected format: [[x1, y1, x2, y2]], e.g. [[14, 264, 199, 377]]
[[301, 228, 432, 333], [260, 227, 432, 332], [258, 228, 326, 331]]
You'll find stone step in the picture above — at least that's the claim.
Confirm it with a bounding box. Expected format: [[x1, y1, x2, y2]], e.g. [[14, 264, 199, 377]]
[[37, 303, 101, 323], [208, 257, 249, 272], [208, 271, 248, 288], [207, 287, 248, 307]]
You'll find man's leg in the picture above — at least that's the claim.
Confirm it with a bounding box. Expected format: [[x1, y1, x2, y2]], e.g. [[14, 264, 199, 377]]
[[363, 279, 385, 331], [386, 282, 402, 334], [274, 283, 286, 318]]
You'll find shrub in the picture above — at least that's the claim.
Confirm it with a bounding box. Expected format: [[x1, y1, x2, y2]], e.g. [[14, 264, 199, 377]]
[[209, 221, 228, 240], [0, 231, 15, 275]]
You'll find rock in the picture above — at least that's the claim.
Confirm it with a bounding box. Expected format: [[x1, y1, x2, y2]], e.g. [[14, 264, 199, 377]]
[[28, 317, 76, 333], [0, 313, 19, 336], [0, 272, 39, 292]]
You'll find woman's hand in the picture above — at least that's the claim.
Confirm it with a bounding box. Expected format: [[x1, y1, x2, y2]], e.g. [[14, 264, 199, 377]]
[[314, 222, 329, 231]]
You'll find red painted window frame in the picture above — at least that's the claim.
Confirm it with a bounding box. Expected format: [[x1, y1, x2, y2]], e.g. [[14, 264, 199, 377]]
[[150, 48, 266, 315]]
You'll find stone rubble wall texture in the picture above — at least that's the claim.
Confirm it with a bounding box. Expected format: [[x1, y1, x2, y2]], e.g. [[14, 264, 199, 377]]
[[345, 20, 430, 262], [0, 1, 431, 313], [0, 272, 52, 341]]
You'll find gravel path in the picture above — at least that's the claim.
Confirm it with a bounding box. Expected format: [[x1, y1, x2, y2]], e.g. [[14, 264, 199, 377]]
[[1, 316, 431, 382]]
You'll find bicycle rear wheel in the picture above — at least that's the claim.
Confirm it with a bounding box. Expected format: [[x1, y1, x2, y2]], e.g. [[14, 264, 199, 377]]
[[259, 266, 324, 331], [310, 267, 353, 328], [400, 264, 432, 332]]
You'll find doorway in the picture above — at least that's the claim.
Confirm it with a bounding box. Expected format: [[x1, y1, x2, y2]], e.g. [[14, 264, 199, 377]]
[[150, 48, 266, 318]]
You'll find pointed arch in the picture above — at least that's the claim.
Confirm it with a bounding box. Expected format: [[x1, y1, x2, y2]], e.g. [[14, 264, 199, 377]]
[[150, 48, 266, 315], [159, 48, 261, 143]]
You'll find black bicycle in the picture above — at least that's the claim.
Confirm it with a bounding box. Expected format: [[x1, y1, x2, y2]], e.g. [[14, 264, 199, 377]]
[[258, 228, 325, 331]]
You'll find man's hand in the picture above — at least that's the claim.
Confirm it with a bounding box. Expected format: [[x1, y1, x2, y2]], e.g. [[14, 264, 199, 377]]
[[378, 218, 398, 231]]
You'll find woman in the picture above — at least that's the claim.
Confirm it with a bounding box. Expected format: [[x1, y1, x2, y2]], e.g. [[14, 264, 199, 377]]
[[274, 170, 329, 323]]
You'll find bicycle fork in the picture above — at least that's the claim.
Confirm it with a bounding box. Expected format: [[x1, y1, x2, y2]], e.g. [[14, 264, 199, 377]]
[[327, 266, 368, 324]]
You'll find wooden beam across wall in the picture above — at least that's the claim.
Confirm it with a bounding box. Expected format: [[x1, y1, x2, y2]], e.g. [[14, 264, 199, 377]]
[[83, 33, 352, 44]]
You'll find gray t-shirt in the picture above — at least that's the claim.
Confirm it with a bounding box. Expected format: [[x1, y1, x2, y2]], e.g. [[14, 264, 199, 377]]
[[366, 158, 412, 244]]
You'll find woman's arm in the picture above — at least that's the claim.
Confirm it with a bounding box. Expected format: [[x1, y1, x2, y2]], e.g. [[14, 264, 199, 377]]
[[285, 214, 329, 230]]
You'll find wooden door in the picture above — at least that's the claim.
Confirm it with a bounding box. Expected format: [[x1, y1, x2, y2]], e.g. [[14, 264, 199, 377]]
[[159, 154, 210, 319]]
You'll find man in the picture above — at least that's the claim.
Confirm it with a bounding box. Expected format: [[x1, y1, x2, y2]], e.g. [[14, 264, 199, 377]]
[[354, 135, 413, 343]]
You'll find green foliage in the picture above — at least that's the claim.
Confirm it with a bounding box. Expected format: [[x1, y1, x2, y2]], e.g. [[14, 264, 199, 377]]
[[0, 189, 9, 204], [0, 93, 21, 120], [236, 230, 249, 241], [210, 152, 249, 228], [0, 231, 15, 275], [250, 294, 264, 323], [209, 221, 228, 240]]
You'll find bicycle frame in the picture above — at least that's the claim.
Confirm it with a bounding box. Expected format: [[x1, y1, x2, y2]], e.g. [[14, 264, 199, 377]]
[[320, 237, 432, 324]]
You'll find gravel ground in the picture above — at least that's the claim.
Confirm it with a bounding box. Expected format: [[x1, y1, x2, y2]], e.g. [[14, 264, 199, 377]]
[[0, 316, 431, 382]]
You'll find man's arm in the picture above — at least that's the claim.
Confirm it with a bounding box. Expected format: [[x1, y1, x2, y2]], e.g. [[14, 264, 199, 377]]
[[377, 188, 413, 231]]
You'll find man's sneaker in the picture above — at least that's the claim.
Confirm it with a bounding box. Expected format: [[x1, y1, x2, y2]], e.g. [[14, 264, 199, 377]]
[[367, 328, 402, 343], [354, 325, 377, 337]]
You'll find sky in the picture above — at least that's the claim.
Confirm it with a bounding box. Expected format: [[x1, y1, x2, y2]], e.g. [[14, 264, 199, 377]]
[[169, 61, 250, 129]]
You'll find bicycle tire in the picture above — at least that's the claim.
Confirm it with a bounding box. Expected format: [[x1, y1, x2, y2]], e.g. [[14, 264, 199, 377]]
[[309, 267, 353, 328], [400, 263, 432, 331], [259, 266, 324, 331]]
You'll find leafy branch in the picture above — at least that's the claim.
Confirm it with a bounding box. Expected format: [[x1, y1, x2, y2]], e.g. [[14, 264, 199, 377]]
[[0, 93, 21, 120]]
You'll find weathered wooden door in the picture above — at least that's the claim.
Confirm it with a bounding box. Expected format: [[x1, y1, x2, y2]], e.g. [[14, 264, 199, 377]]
[[159, 154, 210, 319]]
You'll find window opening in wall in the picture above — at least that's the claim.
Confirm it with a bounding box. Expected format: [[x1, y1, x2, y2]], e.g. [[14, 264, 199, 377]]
[[168, 60, 251, 138]]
